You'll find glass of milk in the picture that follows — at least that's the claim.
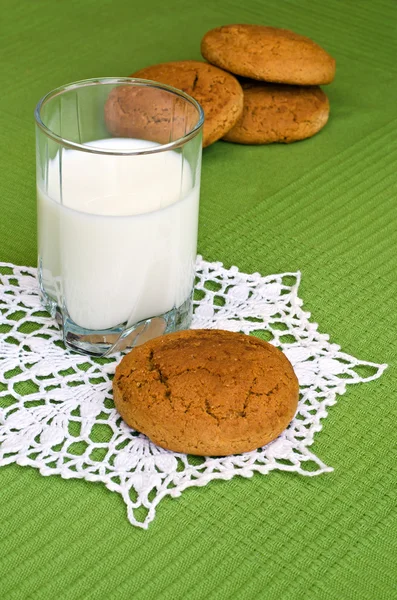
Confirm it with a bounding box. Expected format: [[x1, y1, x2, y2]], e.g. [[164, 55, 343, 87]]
[[35, 78, 204, 356]]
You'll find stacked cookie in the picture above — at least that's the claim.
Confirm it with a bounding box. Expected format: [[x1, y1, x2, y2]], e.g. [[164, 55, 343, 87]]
[[106, 24, 335, 147], [202, 25, 335, 144]]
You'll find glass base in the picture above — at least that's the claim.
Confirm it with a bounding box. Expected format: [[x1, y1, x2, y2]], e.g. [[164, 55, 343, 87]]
[[39, 289, 193, 357]]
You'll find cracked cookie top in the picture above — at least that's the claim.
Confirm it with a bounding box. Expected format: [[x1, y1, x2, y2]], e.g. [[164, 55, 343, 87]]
[[201, 24, 336, 86], [113, 329, 299, 456], [104, 61, 243, 147]]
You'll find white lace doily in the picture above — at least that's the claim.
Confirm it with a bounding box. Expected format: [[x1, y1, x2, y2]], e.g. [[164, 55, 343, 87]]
[[0, 258, 386, 528]]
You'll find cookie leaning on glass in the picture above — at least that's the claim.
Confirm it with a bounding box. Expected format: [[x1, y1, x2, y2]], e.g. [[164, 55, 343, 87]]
[[131, 61, 244, 147], [113, 329, 299, 456], [105, 60, 244, 147]]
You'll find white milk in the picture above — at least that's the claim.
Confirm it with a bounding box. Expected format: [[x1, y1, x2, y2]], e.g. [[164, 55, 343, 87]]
[[37, 138, 200, 330]]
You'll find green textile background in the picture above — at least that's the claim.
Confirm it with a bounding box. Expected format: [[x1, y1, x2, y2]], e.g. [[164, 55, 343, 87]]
[[1, 0, 396, 598]]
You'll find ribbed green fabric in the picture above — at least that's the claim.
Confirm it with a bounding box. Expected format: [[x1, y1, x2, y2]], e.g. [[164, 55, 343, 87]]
[[1, 0, 396, 598]]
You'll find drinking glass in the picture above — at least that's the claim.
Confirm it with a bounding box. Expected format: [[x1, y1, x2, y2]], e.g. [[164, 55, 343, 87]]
[[35, 77, 204, 356]]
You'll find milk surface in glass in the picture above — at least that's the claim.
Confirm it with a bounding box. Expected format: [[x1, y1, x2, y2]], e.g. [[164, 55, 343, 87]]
[[37, 138, 199, 331]]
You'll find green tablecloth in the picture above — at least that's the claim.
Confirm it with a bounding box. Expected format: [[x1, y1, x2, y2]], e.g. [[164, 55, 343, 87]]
[[1, 1, 396, 598]]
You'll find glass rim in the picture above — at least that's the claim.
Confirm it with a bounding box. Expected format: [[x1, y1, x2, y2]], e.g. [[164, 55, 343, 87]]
[[34, 77, 205, 155]]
